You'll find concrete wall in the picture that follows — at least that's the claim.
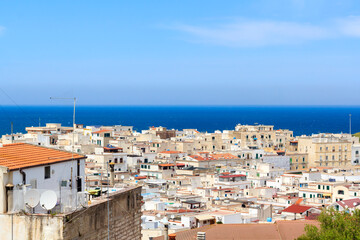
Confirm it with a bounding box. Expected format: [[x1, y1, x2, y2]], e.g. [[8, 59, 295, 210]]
[[0, 214, 64, 240], [0, 186, 142, 240], [63, 186, 142, 240]]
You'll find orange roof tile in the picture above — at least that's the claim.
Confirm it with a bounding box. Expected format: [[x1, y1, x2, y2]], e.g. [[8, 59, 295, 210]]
[[159, 151, 183, 154], [189, 153, 238, 161], [282, 204, 312, 214], [135, 176, 147, 180], [210, 153, 238, 160], [158, 164, 175, 167], [0, 143, 86, 171], [92, 129, 111, 134]]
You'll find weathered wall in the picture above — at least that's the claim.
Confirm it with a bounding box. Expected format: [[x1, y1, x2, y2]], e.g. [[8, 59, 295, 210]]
[[0, 214, 64, 240], [63, 186, 142, 240]]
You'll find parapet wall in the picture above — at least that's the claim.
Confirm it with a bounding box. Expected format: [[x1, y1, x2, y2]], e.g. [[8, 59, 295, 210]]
[[0, 186, 142, 240], [0, 214, 64, 240], [63, 186, 142, 240]]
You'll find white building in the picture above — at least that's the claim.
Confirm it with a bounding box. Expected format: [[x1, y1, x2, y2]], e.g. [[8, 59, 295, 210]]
[[0, 143, 87, 214], [352, 144, 360, 165]]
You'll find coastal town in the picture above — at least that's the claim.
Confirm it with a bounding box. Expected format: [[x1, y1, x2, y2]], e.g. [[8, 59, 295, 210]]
[[1, 122, 360, 239]]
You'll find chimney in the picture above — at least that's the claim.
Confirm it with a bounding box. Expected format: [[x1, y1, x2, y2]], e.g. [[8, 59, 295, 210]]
[[109, 163, 115, 186], [197, 232, 206, 240], [169, 233, 176, 240]]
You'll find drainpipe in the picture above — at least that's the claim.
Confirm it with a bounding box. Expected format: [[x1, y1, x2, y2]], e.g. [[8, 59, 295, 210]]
[[164, 223, 169, 240], [19, 169, 26, 185]]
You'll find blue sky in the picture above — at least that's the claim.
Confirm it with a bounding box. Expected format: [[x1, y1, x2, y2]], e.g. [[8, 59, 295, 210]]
[[1, 0, 360, 106]]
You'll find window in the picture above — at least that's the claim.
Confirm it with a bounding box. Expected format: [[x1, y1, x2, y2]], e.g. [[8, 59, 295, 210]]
[[318, 185, 321, 189], [326, 186, 330, 190], [338, 190, 344, 195], [44, 166, 51, 179]]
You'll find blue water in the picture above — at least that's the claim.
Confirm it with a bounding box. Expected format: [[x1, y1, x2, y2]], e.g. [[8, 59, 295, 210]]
[[0, 106, 359, 136]]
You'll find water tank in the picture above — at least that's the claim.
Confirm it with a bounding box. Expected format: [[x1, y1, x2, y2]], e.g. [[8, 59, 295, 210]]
[[267, 217, 272, 222]]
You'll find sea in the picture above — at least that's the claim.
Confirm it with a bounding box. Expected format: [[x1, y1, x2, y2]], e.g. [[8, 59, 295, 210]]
[[0, 106, 359, 136]]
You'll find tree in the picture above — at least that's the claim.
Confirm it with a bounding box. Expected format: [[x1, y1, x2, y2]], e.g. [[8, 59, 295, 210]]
[[298, 208, 360, 240]]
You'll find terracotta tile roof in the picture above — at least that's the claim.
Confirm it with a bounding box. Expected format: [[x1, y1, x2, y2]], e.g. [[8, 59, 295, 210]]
[[166, 209, 195, 213], [219, 174, 246, 178], [336, 198, 360, 209], [294, 198, 304, 205], [189, 155, 207, 161], [92, 129, 111, 134], [0, 143, 86, 170], [154, 221, 320, 240], [159, 151, 183, 154], [210, 153, 238, 160], [282, 204, 312, 214], [135, 176, 147, 180], [189, 153, 238, 161], [158, 164, 175, 167]]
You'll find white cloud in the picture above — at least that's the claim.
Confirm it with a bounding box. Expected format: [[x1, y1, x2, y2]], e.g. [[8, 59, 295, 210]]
[[336, 16, 360, 37], [172, 17, 360, 47]]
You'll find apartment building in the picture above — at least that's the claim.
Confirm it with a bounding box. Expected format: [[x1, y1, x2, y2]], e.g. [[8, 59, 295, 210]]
[[298, 134, 358, 168], [232, 124, 293, 150]]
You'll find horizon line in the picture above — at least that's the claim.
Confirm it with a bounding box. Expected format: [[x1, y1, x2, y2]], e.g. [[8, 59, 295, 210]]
[[1, 104, 360, 108]]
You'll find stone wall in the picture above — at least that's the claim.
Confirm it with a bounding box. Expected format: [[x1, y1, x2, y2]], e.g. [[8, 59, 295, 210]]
[[63, 186, 142, 240]]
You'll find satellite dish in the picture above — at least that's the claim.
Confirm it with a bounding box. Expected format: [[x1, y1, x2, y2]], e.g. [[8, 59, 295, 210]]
[[40, 190, 57, 210], [24, 189, 40, 208], [121, 175, 125, 179]]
